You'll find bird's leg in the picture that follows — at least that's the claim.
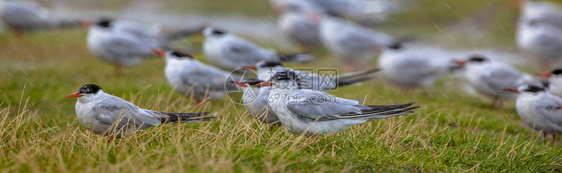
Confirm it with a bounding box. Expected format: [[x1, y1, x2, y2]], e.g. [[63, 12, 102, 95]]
[[194, 99, 202, 106], [269, 124, 280, 131], [14, 30, 24, 40], [300, 45, 313, 53], [491, 98, 502, 109], [107, 135, 115, 143], [114, 65, 122, 77], [544, 132, 547, 139], [400, 86, 415, 93], [496, 99, 504, 110], [552, 134, 556, 145]]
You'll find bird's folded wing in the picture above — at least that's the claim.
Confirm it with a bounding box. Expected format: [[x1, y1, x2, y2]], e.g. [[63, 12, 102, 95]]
[[181, 64, 239, 91], [536, 97, 562, 128], [103, 35, 156, 57], [223, 39, 264, 63], [284, 90, 363, 122], [481, 67, 522, 90], [92, 96, 160, 127]]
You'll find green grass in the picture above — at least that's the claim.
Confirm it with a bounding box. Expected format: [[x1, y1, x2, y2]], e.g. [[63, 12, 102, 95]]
[[2, 0, 562, 172]]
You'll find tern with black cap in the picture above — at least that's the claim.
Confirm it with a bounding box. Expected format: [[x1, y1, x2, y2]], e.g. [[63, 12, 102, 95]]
[[65, 84, 213, 140], [202, 27, 312, 72], [453, 54, 543, 109], [504, 84, 562, 144], [152, 49, 241, 105], [258, 70, 418, 136]]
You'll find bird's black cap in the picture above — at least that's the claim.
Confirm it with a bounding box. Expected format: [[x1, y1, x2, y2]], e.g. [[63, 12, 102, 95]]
[[78, 84, 102, 94], [550, 68, 562, 75], [95, 17, 113, 28], [468, 54, 488, 62], [387, 41, 403, 50], [271, 70, 298, 81], [258, 61, 284, 68], [170, 51, 193, 59], [522, 85, 545, 93]]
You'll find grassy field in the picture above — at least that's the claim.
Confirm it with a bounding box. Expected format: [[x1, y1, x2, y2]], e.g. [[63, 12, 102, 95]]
[[2, 0, 562, 172]]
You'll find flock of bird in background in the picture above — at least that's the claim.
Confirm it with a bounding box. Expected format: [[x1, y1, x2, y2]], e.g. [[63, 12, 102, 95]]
[[3, 0, 562, 143]]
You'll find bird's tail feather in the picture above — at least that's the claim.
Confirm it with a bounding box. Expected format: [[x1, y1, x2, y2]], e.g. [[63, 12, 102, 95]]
[[338, 68, 381, 80], [341, 102, 418, 120], [337, 76, 374, 88], [278, 53, 313, 62], [161, 26, 206, 40], [160, 112, 213, 123]]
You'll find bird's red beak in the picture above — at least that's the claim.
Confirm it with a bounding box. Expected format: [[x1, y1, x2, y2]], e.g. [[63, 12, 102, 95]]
[[253, 81, 273, 88], [237, 65, 257, 71], [65, 92, 83, 98], [150, 48, 166, 58], [501, 88, 520, 94], [513, 0, 523, 9], [233, 81, 248, 87], [539, 72, 552, 78], [81, 20, 91, 28], [273, 5, 286, 15], [452, 59, 466, 66]]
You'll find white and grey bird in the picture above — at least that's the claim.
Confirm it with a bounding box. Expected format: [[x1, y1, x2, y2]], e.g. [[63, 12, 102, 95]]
[[232, 79, 280, 125], [378, 42, 462, 90], [517, 0, 562, 67], [504, 84, 562, 144], [454, 55, 543, 109], [240, 60, 379, 91], [277, 3, 322, 51], [152, 49, 241, 104], [519, 0, 562, 28], [0, 0, 79, 38], [516, 17, 562, 67], [202, 27, 312, 72], [85, 17, 200, 76], [308, 0, 364, 19], [269, 0, 324, 15], [319, 15, 394, 67], [65, 84, 213, 137], [258, 70, 418, 136], [540, 68, 562, 97]]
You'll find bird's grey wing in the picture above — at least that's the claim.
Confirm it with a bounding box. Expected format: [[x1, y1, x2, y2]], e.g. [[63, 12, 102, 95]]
[[535, 12, 562, 28], [284, 90, 364, 122], [222, 38, 266, 64], [114, 21, 155, 38], [92, 96, 161, 127], [338, 26, 377, 51], [480, 67, 522, 90], [1, 1, 49, 29], [102, 35, 156, 58], [393, 56, 436, 79], [181, 64, 239, 93], [535, 96, 562, 128], [533, 32, 562, 58]]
